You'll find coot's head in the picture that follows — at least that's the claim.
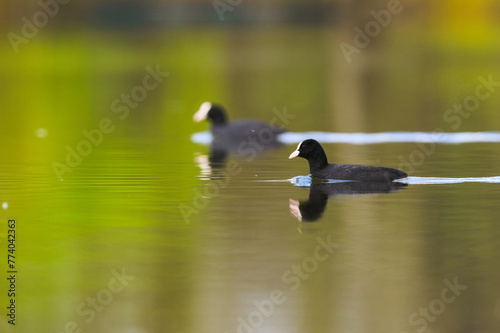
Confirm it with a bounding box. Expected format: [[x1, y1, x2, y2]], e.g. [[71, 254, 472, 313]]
[[288, 139, 327, 162], [193, 102, 227, 126]]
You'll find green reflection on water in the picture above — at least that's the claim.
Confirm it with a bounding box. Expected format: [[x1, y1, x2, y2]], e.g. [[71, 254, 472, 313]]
[[1, 21, 500, 333]]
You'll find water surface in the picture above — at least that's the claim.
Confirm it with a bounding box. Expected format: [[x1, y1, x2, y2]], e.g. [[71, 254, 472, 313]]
[[2, 22, 500, 333]]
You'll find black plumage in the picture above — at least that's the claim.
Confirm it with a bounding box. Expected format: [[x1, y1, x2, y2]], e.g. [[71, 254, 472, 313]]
[[193, 102, 285, 142], [289, 139, 407, 182]]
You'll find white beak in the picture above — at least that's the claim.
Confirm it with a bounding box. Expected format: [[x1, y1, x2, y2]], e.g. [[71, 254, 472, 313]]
[[289, 141, 302, 159], [193, 102, 212, 122], [289, 150, 300, 159]]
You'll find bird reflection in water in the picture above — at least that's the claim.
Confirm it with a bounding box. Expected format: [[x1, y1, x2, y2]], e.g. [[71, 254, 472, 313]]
[[194, 139, 284, 179], [289, 181, 407, 222], [193, 102, 285, 178], [194, 141, 231, 180]]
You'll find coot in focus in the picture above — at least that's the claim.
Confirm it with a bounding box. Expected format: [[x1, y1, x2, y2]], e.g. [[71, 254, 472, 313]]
[[289, 139, 407, 182], [193, 102, 286, 142]]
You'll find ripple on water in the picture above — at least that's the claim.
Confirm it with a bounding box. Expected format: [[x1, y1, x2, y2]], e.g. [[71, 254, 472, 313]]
[[285, 175, 500, 187], [192, 131, 500, 145]]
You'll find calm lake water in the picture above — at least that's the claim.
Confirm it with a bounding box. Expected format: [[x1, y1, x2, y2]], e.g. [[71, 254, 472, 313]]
[[2, 21, 500, 333]]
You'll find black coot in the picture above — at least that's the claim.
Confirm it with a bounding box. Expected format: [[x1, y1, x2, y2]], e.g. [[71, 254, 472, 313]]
[[289, 139, 408, 182], [193, 102, 286, 142]]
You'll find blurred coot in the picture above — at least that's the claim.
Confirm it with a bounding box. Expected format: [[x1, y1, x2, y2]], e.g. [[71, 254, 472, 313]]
[[193, 102, 286, 142]]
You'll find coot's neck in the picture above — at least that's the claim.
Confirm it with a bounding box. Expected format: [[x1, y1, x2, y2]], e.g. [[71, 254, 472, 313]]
[[211, 116, 226, 127], [209, 108, 227, 127], [307, 147, 329, 173]]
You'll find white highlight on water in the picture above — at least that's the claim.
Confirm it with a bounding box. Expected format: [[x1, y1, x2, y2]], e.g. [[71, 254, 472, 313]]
[[279, 131, 500, 145], [35, 128, 48, 138], [400, 176, 500, 184], [192, 131, 500, 145]]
